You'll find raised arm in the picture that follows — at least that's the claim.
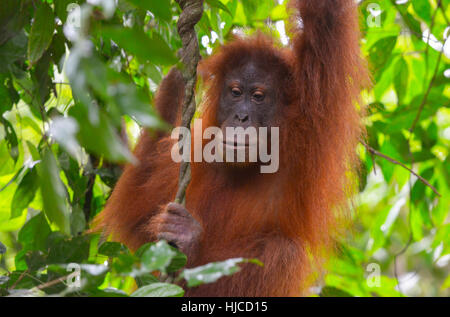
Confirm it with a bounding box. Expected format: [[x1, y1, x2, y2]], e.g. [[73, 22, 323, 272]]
[[290, 0, 367, 112]]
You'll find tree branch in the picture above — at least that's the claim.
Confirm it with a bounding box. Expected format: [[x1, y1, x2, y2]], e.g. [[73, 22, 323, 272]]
[[361, 141, 441, 197]]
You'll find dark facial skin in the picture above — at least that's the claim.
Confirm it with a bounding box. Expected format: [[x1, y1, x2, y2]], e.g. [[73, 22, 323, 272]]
[[215, 62, 278, 164], [217, 62, 278, 133]]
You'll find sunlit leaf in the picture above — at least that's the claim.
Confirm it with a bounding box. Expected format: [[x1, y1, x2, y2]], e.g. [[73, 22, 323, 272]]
[[131, 283, 184, 297], [181, 258, 262, 287], [206, 0, 232, 16], [138, 240, 177, 272], [11, 167, 39, 219], [49, 116, 81, 158], [68, 103, 135, 163], [320, 286, 353, 297], [38, 149, 70, 234], [0, 118, 19, 162], [18, 212, 52, 253], [101, 26, 177, 66], [412, 0, 431, 23], [394, 57, 408, 105], [369, 36, 397, 80], [127, 0, 172, 22]]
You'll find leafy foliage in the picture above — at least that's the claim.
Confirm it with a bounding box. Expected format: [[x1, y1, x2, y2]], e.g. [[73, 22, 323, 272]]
[[0, 0, 449, 297]]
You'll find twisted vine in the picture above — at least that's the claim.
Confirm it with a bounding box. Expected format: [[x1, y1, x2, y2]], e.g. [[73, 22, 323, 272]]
[[174, 0, 204, 205]]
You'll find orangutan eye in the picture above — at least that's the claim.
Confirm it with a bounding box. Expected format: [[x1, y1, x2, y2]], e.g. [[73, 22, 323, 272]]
[[253, 91, 265, 102], [231, 87, 242, 97]]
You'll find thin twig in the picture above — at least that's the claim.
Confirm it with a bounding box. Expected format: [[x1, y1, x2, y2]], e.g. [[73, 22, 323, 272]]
[[393, 233, 413, 294], [409, 50, 443, 133], [393, 129, 415, 295], [10, 269, 29, 290], [423, 0, 440, 92], [438, 1, 449, 26], [361, 141, 441, 197], [32, 274, 71, 291]]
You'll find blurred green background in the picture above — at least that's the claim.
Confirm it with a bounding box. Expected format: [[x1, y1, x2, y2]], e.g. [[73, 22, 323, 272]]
[[0, 0, 449, 297]]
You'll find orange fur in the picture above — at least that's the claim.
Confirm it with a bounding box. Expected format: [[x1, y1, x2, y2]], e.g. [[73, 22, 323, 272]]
[[93, 0, 368, 296]]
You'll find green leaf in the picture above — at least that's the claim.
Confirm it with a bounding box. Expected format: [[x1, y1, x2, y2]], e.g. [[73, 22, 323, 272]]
[[54, 0, 75, 23], [416, 124, 438, 151], [393, 57, 408, 105], [181, 258, 261, 287], [0, 80, 13, 114], [320, 286, 353, 297], [241, 0, 258, 23], [378, 141, 399, 182], [270, 4, 288, 21], [47, 234, 91, 264], [68, 103, 135, 163], [49, 30, 66, 72], [32, 49, 53, 106], [0, 31, 27, 73], [410, 203, 425, 240], [442, 275, 450, 291], [131, 283, 184, 297], [28, 3, 55, 65], [369, 36, 397, 80], [98, 242, 128, 258], [411, 167, 434, 203], [70, 205, 86, 235], [3, 271, 40, 290], [26, 141, 40, 161], [412, 0, 431, 23], [102, 67, 166, 129], [0, 117, 19, 162], [49, 116, 80, 158], [87, 288, 128, 297], [166, 247, 187, 273], [18, 212, 52, 252], [0, 0, 29, 46], [398, 6, 422, 36], [206, 0, 232, 16], [11, 168, 39, 219], [25, 250, 47, 271], [101, 26, 177, 66], [111, 252, 138, 274], [143, 62, 163, 85], [38, 149, 70, 234], [139, 241, 177, 272], [135, 273, 160, 288], [127, 0, 172, 22]]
